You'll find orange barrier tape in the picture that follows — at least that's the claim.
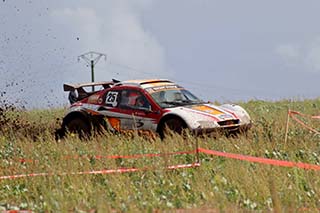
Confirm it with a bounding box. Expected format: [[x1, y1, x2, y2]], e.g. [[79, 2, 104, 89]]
[[64, 150, 196, 160], [289, 110, 320, 119], [15, 150, 196, 164], [3, 146, 320, 181], [198, 148, 320, 171], [288, 110, 320, 135], [0, 163, 200, 180]]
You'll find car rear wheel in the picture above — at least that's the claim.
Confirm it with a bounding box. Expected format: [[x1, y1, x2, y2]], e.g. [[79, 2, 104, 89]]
[[65, 117, 91, 139]]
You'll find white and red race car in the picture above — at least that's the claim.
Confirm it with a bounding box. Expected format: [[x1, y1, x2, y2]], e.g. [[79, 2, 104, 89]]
[[57, 79, 252, 139]]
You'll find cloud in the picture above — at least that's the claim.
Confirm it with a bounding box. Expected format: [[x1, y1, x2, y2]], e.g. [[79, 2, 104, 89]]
[[305, 37, 320, 72], [50, 0, 169, 81], [275, 44, 301, 65], [51, 8, 101, 46], [276, 37, 320, 73], [0, 0, 169, 108]]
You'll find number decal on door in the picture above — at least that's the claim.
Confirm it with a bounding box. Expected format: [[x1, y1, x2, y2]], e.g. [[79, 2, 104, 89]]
[[105, 91, 118, 107]]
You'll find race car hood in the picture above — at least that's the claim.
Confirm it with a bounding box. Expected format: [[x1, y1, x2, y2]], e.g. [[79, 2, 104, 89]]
[[164, 103, 241, 130], [185, 104, 238, 120]]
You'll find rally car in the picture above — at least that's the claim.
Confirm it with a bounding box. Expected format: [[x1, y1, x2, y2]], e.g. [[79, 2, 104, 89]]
[[56, 79, 252, 139]]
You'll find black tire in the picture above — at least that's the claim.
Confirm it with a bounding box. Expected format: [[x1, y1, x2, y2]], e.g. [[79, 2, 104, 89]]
[[159, 117, 187, 139], [55, 127, 66, 141], [65, 117, 91, 139], [91, 116, 109, 135]]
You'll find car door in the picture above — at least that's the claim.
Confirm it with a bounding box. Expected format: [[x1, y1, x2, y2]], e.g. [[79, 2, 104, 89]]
[[116, 89, 158, 131], [101, 88, 159, 132]]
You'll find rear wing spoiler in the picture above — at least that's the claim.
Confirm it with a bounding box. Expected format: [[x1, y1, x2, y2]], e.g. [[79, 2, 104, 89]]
[[63, 81, 114, 104], [63, 81, 114, 92]]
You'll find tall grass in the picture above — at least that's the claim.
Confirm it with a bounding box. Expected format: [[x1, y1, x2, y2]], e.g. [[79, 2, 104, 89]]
[[0, 99, 320, 212]]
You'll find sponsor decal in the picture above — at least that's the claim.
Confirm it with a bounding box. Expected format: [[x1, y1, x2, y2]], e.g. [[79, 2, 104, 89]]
[[72, 104, 99, 112], [218, 114, 234, 120], [136, 121, 144, 128], [192, 105, 223, 115], [107, 117, 121, 131], [146, 85, 182, 93], [98, 98, 103, 104], [86, 109, 100, 115], [88, 94, 100, 104]]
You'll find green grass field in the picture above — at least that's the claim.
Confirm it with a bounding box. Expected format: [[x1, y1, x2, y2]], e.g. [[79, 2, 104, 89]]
[[1, 99, 320, 212]]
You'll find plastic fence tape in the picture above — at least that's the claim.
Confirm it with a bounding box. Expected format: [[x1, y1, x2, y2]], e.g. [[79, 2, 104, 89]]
[[4, 145, 320, 181], [288, 110, 320, 135], [0, 163, 200, 180], [198, 148, 320, 171], [15, 150, 196, 164]]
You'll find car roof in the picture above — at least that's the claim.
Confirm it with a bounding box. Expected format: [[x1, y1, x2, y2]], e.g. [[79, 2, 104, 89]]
[[115, 79, 176, 89]]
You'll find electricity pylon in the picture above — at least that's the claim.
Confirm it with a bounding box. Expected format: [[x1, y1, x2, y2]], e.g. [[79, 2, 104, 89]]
[[78, 51, 107, 91]]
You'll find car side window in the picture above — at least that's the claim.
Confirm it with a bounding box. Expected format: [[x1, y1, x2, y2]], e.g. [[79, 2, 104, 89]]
[[119, 90, 151, 110]]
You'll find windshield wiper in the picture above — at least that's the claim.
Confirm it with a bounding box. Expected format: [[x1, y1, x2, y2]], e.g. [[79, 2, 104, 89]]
[[161, 101, 182, 106], [161, 100, 203, 106], [181, 100, 205, 105]]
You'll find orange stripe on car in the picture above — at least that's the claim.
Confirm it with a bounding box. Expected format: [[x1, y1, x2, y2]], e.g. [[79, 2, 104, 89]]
[[108, 117, 121, 131], [86, 109, 100, 115], [192, 105, 223, 115]]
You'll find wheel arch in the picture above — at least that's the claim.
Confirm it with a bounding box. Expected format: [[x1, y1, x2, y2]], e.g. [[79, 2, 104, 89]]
[[156, 113, 188, 133], [62, 110, 91, 127]]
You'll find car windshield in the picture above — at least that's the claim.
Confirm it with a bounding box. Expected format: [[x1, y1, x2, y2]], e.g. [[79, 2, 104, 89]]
[[149, 89, 204, 108]]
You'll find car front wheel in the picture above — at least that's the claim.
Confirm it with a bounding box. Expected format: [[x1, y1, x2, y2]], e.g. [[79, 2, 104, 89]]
[[159, 117, 187, 139]]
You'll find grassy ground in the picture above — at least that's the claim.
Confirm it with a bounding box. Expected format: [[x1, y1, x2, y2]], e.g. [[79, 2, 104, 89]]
[[0, 99, 320, 212]]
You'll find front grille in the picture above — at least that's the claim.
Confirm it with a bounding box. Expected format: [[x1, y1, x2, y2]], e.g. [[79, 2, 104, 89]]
[[218, 119, 240, 126]]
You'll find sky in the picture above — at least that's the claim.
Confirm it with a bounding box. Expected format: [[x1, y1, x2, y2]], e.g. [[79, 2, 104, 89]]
[[1, 0, 320, 108]]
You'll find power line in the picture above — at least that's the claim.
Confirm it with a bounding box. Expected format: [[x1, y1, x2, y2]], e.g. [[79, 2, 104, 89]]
[[78, 51, 107, 91], [107, 61, 281, 97], [108, 62, 175, 79]]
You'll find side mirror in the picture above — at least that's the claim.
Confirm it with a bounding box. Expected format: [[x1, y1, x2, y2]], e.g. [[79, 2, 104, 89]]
[[141, 106, 160, 114], [140, 106, 153, 113]]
